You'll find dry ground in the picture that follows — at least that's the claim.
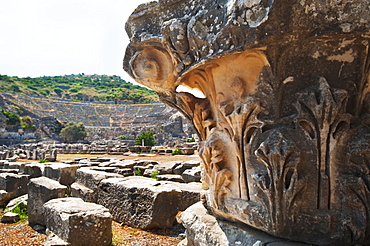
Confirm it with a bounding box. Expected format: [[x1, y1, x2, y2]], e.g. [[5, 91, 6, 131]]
[[0, 153, 199, 245]]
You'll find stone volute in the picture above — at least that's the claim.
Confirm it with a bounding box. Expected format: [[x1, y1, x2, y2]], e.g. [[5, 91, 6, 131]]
[[123, 1, 370, 245]]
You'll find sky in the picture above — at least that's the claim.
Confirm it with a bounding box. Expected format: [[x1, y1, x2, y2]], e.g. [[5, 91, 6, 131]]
[[0, 0, 150, 83]]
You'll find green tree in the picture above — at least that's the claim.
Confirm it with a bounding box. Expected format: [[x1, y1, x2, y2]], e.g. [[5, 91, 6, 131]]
[[60, 121, 87, 142], [3, 111, 21, 126], [21, 116, 36, 132], [134, 131, 156, 146]]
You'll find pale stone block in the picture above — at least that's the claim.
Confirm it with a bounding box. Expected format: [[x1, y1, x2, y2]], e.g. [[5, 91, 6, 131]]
[[44, 197, 112, 246]]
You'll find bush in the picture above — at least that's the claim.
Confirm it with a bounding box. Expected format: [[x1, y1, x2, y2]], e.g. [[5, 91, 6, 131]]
[[134, 131, 156, 146], [134, 167, 143, 176], [151, 170, 159, 179], [6, 202, 28, 221], [171, 147, 180, 156], [187, 137, 196, 142], [38, 159, 50, 163], [60, 121, 87, 143]]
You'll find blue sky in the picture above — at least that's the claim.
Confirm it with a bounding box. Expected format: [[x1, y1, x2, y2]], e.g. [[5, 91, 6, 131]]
[[0, 0, 150, 83]]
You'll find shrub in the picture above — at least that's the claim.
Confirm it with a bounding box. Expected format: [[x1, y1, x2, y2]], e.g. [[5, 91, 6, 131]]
[[38, 159, 50, 163], [151, 170, 159, 179], [134, 167, 143, 176], [171, 147, 180, 156], [6, 202, 28, 221]]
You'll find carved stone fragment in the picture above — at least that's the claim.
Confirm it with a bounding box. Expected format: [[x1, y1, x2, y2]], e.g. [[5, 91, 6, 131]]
[[124, 1, 370, 245]]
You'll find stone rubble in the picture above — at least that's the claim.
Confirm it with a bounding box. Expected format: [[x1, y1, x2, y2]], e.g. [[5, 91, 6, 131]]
[[0, 154, 203, 245]]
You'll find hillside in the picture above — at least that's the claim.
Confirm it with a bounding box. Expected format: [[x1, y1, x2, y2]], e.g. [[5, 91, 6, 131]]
[[0, 74, 159, 104], [0, 92, 178, 127]]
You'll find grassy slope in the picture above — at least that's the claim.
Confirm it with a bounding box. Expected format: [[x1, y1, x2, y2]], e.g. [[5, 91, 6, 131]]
[[0, 74, 159, 104]]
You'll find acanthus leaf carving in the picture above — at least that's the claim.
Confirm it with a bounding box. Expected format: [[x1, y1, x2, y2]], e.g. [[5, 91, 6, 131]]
[[254, 130, 304, 234]]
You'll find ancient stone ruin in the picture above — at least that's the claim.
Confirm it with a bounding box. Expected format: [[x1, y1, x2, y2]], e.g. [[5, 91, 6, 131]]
[[124, 1, 370, 245]]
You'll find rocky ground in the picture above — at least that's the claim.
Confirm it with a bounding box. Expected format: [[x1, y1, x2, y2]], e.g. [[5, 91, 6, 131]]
[[0, 153, 199, 245], [0, 219, 184, 245]]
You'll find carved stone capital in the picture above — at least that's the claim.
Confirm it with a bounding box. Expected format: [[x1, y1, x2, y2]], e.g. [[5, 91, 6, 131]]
[[124, 1, 370, 245]]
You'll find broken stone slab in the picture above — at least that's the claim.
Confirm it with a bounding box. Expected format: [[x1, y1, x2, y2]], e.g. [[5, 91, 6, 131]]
[[156, 161, 183, 175], [156, 174, 184, 183], [0, 169, 18, 174], [98, 176, 182, 229], [91, 167, 117, 173], [44, 163, 78, 186], [75, 167, 124, 190], [28, 177, 67, 226], [110, 160, 137, 169], [44, 197, 112, 246], [1, 212, 20, 223], [4, 162, 26, 173], [23, 163, 44, 178], [6, 194, 28, 211], [173, 161, 200, 175], [98, 176, 204, 229], [181, 167, 201, 183], [70, 182, 97, 203], [171, 182, 204, 211], [113, 168, 133, 177], [44, 230, 70, 246], [180, 202, 308, 246], [0, 173, 28, 206]]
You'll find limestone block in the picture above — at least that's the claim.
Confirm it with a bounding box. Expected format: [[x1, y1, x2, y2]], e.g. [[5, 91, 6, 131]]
[[181, 167, 201, 183], [44, 197, 112, 246], [172, 182, 204, 211], [91, 167, 117, 173], [70, 182, 97, 203], [156, 174, 184, 183], [6, 194, 28, 211], [75, 167, 123, 192], [0, 173, 28, 201], [23, 163, 44, 178], [0, 190, 13, 207], [0, 169, 18, 174], [44, 163, 78, 186], [1, 212, 20, 223], [110, 160, 137, 169], [173, 161, 200, 175], [180, 202, 308, 246], [113, 168, 133, 177], [156, 161, 182, 175], [28, 177, 67, 226], [98, 176, 182, 229], [5, 162, 26, 173]]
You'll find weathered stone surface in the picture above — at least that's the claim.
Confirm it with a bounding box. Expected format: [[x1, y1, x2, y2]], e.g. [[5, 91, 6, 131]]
[[0, 173, 28, 206], [156, 161, 182, 174], [124, 1, 370, 245], [75, 167, 123, 191], [28, 177, 67, 225], [70, 182, 97, 203], [173, 161, 200, 175], [113, 168, 133, 177], [180, 202, 308, 246], [44, 230, 69, 246], [156, 174, 184, 183], [44, 197, 112, 246], [23, 163, 44, 178], [44, 163, 78, 186], [181, 167, 201, 183], [98, 176, 182, 229], [6, 194, 28, 211], [1, 212, 20, 223]]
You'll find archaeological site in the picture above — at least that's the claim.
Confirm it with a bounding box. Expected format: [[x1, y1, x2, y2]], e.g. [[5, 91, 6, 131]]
[[0, 1, 369, 246]]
